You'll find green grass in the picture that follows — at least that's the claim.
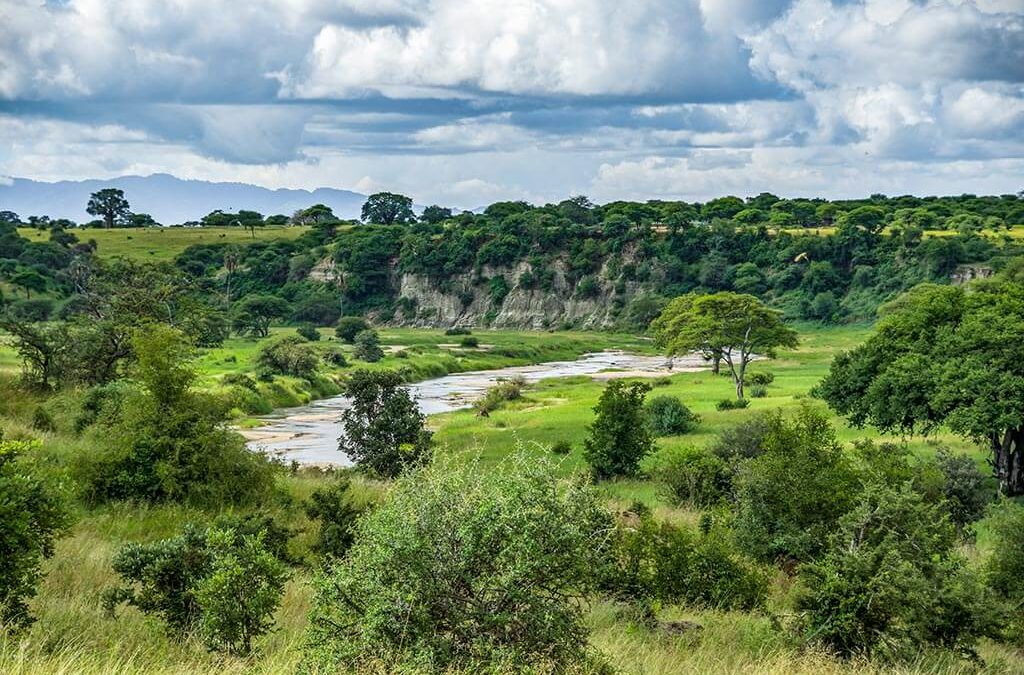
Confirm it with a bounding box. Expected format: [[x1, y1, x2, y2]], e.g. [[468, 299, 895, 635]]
[[16, 226, 312, 262], [2, 323, 1022, 674]]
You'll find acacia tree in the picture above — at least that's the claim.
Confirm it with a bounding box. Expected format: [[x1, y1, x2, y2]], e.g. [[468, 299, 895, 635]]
[[86, 188, 131, 229], [651, 292, 798, 399], [360, 192, 414, 225], [818, 281, 1024, 495]]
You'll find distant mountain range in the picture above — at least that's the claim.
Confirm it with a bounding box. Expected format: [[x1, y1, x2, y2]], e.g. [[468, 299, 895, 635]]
[[0, 174, 367, 224]]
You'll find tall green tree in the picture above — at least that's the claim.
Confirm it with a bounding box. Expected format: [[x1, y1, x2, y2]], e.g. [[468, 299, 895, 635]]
[[360, 192, 415, 225], [583, 380, 653, 480], [339, 369, 432, 477], [231, 295, 289, 338], [818, 281, 1024, 495], [86, 188, 131, 229], [651, 292, 798, 399]]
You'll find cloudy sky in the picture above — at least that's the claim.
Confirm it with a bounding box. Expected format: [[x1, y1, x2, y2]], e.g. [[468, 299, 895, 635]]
[[1, 0, 1023, 207]]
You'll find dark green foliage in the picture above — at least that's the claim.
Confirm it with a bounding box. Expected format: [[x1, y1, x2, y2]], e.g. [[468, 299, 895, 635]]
[[0, 436, 70, 630], [551, 439, 572, 455], [195, 529, 288, 655], [444, 327, 471, 336], [360, 192, 415, 225], [599, 512, 767, 612], [352, 329, 383, 362], [644, 395, 699, 436], [256, 335, 320, 379], [817, 282, 1024, 495], [985, 501, 1024, 644], [304, 477, 362, 559], [935, 449, 994, 527], [30, 406, 55, 432], [745, 371, 775, 386], [339, 369, 432, 478], [716, 397, 750, 410], [583, 381, 653, 480], [655, 445, 731, 508], [334, 315, 370, 343], [797, 484, 996, 661], [296, 324, 321, 342], [749, 384, 768, 398], [106, 524, 287, 654], [231, 294, 289, 338], [77, 326, 275, 507], [459, 335, 479, 348], [304, 452, 611, 672], [734, 406, 860, 562]]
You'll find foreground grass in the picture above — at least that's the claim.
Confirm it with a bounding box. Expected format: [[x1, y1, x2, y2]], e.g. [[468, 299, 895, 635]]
[[16, 226, 312, 262], [3, 323, 1022, 674]]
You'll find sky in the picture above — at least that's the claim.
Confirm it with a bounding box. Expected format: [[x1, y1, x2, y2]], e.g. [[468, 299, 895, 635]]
[[1, 0, 1023, 209]]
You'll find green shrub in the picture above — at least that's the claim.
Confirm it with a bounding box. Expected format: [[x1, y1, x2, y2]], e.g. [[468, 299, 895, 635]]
[[473, 378, 524, 415], [459, 335, 479, 348], [322, 349, 348, 367], [709, 412, 776, 464], [106, 524, 287, 653], [74, 380, 133, 433], [935, 449, 993, 528], [746, 371, 775, 386], [352, 329, 384, 362], [797, 484, 997, 660], [296, 324, 321, 342], [444, 327, 471, 336], [734, 406, 860, 562], [599, 513, 767, 612], [221, 373, 258, 391], [339, 370, 431, 478], [551, 440, 572, 455], [195, 529, 288, 655], [644, 395, 699, 436], [984, 502, 1024, 638], [583, 381, 653, 480], [655, 445, 730, 508], [335, 316, 370, 343], [256, 335, 320, 379], [303, 451, 611, 672], [30, 405, 55, 432], [749, 384, 768, 398], [0, 436, 70, 630], [716, 397, 750, 410], [77, 326, 275, 507], [304, 477, 363, 559]]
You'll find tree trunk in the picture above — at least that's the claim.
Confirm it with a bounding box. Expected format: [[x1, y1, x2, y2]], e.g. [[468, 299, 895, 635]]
[[992, 428, 1024, 496], [735, 378, 744, 400], [712, 354, 720, 375]]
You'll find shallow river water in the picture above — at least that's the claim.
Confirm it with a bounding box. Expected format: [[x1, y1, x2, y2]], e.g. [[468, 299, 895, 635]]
[[242, 350, 707, 465]]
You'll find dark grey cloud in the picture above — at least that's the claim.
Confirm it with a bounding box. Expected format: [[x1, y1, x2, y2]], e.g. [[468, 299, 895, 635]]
[[0, 0, 1022, 205]]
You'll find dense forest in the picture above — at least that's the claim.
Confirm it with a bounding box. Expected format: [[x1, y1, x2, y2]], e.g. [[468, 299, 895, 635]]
[[2, 191, 1022, 336]]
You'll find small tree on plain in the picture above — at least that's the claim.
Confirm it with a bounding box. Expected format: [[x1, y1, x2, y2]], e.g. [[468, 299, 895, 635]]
[[86, 188, 131, 229], [352, 329, 383, 362], [340, 369, 431, 477], [651, 292, 798, 399], [583, 380, 653, 480]]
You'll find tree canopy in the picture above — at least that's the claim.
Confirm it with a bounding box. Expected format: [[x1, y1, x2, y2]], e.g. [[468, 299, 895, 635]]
[[817, 281, 1024, 494], [360, 192, 415, 225], [86, 188, 131, 229], [651, 292, 798, 399]]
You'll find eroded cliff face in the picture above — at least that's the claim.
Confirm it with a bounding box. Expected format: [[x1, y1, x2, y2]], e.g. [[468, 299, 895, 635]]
[[380, 258, 650, 329]]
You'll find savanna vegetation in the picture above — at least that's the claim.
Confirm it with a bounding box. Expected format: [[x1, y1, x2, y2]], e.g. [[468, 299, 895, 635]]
[[2, 189, 1024, 674]]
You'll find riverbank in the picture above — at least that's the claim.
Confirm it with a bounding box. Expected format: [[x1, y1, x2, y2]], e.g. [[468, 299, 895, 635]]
[[200, 326, 657, 423], [242, 350, 703, 465]]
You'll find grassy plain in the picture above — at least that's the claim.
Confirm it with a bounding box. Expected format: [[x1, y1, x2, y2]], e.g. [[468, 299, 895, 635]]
[[16, 226, 312, 261], [1, 323, 1020, 674]]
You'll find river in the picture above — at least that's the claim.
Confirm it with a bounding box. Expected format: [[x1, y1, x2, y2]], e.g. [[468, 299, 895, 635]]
[[242, 350, 707, 465]]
